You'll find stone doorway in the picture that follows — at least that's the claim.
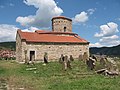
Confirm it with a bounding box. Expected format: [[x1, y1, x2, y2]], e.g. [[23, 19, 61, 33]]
[[30, 51, 35, 61]]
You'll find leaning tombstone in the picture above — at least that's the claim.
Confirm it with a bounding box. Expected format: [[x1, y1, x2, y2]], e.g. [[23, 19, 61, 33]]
[[100, 57, 106, 68], [92, 55, 97, 61], [67, 56, 72, 70], [96, 68, 106, 74], [106, 57, 119, 76], [86, 59, 90, 70], [26, 56, 29, 65], [59, 54, 64, 64], [91, 57, 96, 70], [86, 57, 95, 70], [31, 54, 35, 65], [60, 55, 72, 71], [64, 55, 71, 70], [44, 52, 48, 64], [63, 55, 68, 70], [70, 55, 74, 61]]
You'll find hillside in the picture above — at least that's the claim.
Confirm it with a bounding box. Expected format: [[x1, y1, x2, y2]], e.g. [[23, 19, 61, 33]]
[[0, 42, 16, 50], [0, 42, 120, 56], [90, 44, 120, 56], [0, 60, 120, 90]]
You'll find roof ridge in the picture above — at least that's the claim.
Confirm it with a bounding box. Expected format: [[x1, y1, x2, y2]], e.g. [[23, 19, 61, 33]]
[[35, 30, 78, 35]]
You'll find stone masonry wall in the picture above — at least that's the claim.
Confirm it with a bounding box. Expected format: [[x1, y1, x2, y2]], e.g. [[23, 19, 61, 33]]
[[16, 33, 23, 62], [21, 42, 89, 62], [52, 18, 72, 32]]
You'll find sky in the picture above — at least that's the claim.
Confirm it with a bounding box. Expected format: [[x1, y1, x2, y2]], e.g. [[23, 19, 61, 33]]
[[0, 0, 120, 47]]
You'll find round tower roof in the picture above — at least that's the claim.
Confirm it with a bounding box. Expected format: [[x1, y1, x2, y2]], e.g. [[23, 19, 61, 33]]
[[51, 16, 72, 21]]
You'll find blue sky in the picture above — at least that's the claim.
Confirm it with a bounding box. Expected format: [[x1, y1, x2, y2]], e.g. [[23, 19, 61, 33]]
[[0, 0, 120, 47]]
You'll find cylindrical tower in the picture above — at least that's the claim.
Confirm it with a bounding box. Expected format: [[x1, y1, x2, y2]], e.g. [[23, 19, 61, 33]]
[[51, 16, 72, 32]]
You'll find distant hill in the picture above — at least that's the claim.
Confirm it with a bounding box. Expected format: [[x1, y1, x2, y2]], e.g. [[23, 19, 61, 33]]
[[0, 42, 16, 50], [0, 42, 120, 56], [90, 44, 120, 56]]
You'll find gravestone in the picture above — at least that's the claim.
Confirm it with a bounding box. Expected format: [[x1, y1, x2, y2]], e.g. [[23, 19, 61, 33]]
[[64, 55, 68, 70], [92, 55, 97, 61], [99, 57, 106, 68], [86, 57, 95, 70], [44, 52, 48, 64], [70, 55, 74, 61], [59, 54, 64, 64], [106, 57, 119, 73], [96, 57, 119, 76], [60, 55, 72, 71]]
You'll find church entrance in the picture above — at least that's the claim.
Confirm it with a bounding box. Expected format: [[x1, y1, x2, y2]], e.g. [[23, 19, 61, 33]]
[[30, 51, 35, 61]]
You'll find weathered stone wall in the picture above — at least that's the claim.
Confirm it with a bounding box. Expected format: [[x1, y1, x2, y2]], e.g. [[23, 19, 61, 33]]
[[21, 40, 27, 62], [16, 33, 23, 62], [52, 18, 72, 32], [20, 42, 89, 62]]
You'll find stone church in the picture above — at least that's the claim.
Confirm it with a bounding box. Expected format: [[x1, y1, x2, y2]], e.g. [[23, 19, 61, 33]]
[[16, 16, 89, 63]]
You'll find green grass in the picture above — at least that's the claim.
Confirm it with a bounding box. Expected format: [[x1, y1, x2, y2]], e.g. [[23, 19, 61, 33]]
[[0, 60, 120, 90]]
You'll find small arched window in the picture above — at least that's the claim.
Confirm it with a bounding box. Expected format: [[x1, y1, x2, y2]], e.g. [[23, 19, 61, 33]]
[[64, 27, 66, 32]]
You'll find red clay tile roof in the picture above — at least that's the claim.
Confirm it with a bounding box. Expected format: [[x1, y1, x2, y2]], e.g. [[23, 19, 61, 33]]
[[17, 30, 89, 44]]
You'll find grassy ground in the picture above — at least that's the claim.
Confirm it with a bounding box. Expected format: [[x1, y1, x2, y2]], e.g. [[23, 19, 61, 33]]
[[0, 60, 120, 90]]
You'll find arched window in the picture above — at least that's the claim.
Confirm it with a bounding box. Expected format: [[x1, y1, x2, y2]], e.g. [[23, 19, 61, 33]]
[[64, 27, 66, 32]]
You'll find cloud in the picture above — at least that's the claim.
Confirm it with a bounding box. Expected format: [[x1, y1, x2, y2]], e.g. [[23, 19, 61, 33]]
[[94, 22, 119, 37], [90, 40, 120, 47], [22, 26, 39, 32], [93, 22, 120, 47], [72, 11, 88, 23], [99, 35, 120, 46], [101, 40, 120, 46], [9, 3, 14, 7], [0, 24, 40, 42], [117, 18, 120, 21], [0, 3, 14, 8], [87, 8, 96, 15], [0, 24, 18, 42], [100, 35, 119, 42], [90, 42, 103, 47], [72, 8, 95, 24], [16, 0, 63, 28], [0, 5, 4, 8]]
